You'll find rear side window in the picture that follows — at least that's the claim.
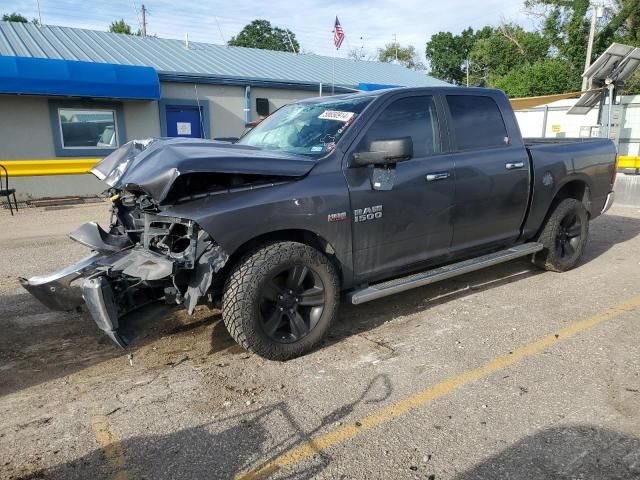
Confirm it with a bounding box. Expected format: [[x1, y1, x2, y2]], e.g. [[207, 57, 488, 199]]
[[446, 95, 508, 150], [361, 96, 441, 157]]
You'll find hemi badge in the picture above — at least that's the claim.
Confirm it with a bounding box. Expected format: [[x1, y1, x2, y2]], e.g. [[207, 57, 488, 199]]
[[328, 212, 347, 222]]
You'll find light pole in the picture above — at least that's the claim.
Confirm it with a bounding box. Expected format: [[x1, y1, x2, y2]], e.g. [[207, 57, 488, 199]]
[[582, 2, 604, 91]]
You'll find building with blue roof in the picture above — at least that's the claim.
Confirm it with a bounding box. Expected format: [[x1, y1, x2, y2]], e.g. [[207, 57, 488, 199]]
[[0, 21, 448, 199]]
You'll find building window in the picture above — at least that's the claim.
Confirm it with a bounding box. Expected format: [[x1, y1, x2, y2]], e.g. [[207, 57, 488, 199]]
[[58, 108, 118, 149], [49, 100, 126, 157]]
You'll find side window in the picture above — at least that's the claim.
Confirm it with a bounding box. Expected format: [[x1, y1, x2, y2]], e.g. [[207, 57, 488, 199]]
[[446, 95, 508, 150], [361, 96, 441, 157], [49, 100, 125, 156], [58, 108, 118, 148]]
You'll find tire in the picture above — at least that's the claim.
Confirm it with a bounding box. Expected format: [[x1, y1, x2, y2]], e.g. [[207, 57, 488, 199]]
[[222, 241, 340, 361], [533, 198, 589, 272]]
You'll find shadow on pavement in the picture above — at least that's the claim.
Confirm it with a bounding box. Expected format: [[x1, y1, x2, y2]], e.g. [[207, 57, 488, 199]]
[[19, 375, 393, 480], [457, 424, 640, 479], [582, 213, 640, 262]]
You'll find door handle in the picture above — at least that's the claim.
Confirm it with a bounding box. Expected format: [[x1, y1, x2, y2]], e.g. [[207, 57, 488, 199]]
[[505, 161, 525, 170], [425, 172, 450, 182]]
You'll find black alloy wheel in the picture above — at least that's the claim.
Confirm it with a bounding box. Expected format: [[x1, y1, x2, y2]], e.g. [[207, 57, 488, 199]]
[[533, 198, 589, 272], [555, 211, 583, 260], [222, 241, 339, 360], [259, 264, 326, 343]]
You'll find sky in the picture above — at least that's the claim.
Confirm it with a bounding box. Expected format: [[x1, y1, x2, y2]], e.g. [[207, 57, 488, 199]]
[[4, 0, 537, 60]]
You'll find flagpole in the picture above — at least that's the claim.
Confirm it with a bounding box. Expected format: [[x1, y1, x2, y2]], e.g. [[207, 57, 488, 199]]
[[332, 46, 336, 96], [332, 24, 336, 96]]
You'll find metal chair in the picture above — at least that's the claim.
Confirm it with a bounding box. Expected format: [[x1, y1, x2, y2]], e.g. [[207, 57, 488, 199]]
[[0, 164, 18, 216]]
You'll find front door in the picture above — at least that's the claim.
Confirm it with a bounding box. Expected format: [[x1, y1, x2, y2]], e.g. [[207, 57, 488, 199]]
[[166, 105, 204, 138], [344, 94, 455, 282]]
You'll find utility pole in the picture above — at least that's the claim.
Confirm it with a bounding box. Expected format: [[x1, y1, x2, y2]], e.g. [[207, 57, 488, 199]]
[[393, 34, 398, 63], [582, 2, 603, 91], [286, 31, 297, 54], [36, 0, 43, 26], [466, 57, 470, 87], [141, 4, 147, 38]]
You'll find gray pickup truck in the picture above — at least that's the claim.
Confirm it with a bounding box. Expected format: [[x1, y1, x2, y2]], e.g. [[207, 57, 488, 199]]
[[22, 87, 617, 360]]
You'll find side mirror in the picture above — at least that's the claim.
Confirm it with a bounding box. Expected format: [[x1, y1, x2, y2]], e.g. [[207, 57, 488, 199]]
[[352, 137, 413, 167]]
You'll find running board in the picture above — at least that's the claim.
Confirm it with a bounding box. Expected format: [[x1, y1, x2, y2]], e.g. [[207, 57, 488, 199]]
[[348, 242, 544, 305]]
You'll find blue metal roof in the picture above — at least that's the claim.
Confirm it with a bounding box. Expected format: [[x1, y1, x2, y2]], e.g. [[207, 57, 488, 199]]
[[0, 21, 449, 89], [0, 56, 160, 99]]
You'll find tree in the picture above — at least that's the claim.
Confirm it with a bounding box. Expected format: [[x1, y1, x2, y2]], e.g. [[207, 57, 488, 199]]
[[425, 28, 480, 84], [377, 42, 425, 70], [228, 19, 300, 53], [2, 12, 28, 22], [471, 25, 549, 77], [525, 0, 640, 70], [109, 19, 132, 35], [348, 48, 365, 60], [492, 58, 578, 97]]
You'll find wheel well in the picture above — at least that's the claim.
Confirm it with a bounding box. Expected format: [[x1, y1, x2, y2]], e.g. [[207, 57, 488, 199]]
[[552, 180, 591, 213], [214, 230, 343, 296]]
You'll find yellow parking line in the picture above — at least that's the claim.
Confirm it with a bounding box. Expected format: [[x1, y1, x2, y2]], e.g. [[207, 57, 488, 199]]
[[91, 415, 129, 480], [237, 293, 640, 480]]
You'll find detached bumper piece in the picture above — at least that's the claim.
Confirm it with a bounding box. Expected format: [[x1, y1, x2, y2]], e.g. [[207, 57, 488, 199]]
[[21, 248, 172, 349], [82, 275, 127, 348], [22, 240, 229, 349], [20, 253, 116, 311]]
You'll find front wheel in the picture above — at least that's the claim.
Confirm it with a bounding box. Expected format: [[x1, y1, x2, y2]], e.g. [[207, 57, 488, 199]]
[[222, 242, 340, 360], [533, 198, 589, 272]]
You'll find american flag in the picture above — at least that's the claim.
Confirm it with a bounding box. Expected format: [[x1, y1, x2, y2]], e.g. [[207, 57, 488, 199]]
[[333, 17, 345, 50]]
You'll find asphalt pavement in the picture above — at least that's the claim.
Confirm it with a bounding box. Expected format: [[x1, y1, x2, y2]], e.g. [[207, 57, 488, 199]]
[[1, 202, 639, 479]]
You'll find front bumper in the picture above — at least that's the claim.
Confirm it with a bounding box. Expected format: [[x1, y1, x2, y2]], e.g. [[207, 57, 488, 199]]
[[21, 241, 229, 348], [601, 191, 615, 214], [19, 252, 123, 311], [20, 248, 175, 348]]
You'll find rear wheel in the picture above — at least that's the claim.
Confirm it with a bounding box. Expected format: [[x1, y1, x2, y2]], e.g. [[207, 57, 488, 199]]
[[222, 242, 339, 360], [533, 198, 589, 272]]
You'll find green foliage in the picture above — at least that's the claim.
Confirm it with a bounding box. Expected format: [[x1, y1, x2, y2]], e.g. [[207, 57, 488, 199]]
[[109, 19, 132, 35], [425, 28, 478, 84], [377, 42, 425, 70], [470, 25, 549, 83], [2, 12, 28, 22], [491, 59, 579, 97], [426, 0, 640, 96], [228, 19, 300, 53]]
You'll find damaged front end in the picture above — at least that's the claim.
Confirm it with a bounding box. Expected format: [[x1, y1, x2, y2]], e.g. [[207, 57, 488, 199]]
[[21, 202, 228, 348], [21, 137, 311, 347], [21, 140, 236, 348]]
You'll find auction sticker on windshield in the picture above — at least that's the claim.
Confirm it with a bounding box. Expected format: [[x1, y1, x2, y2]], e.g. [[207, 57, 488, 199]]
[[318, 110, 355, 122]]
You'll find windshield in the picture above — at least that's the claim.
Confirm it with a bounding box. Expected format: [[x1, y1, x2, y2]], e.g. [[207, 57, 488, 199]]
[[237, 96, 374, 157]]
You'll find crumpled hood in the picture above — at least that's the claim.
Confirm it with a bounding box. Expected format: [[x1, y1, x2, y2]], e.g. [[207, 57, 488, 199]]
[[92, 138, 316, 203]]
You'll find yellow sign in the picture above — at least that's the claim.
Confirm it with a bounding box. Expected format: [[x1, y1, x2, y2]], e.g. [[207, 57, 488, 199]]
[[551, 125, 561, 133]]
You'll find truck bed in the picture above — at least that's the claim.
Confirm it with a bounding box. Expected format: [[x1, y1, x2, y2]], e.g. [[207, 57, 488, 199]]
[[524, 137, 609, 146], [520, 136, 617, 240]]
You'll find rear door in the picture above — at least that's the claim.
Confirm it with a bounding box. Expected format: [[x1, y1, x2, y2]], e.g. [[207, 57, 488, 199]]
[[344, 93, 455, 281], [444, 94, 530, 253]]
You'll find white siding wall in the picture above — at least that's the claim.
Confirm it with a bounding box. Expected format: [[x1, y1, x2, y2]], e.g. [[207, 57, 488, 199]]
[[515, 99, 600, 139]]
